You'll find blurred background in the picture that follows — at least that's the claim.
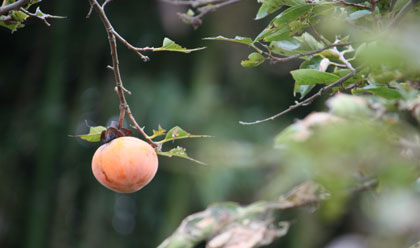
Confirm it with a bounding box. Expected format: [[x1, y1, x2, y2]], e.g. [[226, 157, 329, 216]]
[[1, 0, 419, 248]]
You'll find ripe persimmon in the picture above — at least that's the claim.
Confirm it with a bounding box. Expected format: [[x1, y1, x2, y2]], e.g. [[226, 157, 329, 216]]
[[92, 136, 158, 193]]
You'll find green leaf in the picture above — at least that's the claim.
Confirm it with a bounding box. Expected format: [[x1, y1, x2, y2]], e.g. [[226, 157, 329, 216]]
[[294, 85, 315, 99], [203, 36, 253, 45], [291, 69, 340, 86], [11, 10, 29, 22], [300, 55, 323, 69], [241, 52, 265, 68], [352, 85, 403, 100], [256, 0, 306, 20], [158, 146, 206, 165], [0, 21, 25, 33], [70, 126, 106, 142], [271, 37, 302, 51], [152, 38, 206, 53], [262, 26, 291, 42], [300, 32, 324, 50], [157, 126, 212, 144], [272, 4, 313, 26], [333, 69, 361, 85], [348, 10, 372, 21]]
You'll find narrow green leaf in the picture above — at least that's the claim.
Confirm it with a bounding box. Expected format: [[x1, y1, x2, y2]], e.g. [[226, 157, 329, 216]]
[[204, 36, 253, 45], [153, 38, 206, 53], [70, 126, 107, 142], [158, 146, 206, 165], [291, 69, 340, 86], [241, 52, 266, 68]]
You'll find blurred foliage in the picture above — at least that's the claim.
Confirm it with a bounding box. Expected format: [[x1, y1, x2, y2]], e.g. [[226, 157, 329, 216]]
[[1, 0, 420, 248]]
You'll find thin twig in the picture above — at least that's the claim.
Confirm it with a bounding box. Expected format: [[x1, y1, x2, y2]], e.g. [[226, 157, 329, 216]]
[[266, 42, 351, 64], [239, 69, 359, 125], [111, 30, 150, 62], [335, 47, 355, 71], [162, 0, 224, 8], [0, 0, 29, 15], [19, 7, 66, 26], [176, 0, 242, 29], [337, 0, 376, 10], [386, 0, 414, 28], [87, 0, 157, 147]]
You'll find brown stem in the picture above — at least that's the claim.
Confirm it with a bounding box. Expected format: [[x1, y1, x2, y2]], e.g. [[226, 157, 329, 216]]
[[239, 69, 359, 125], [337, 0, 374, 10], [88, 0, 157, 147]]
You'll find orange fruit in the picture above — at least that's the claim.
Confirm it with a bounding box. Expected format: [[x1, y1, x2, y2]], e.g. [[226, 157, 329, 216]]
[[92, 136, 158, 193]]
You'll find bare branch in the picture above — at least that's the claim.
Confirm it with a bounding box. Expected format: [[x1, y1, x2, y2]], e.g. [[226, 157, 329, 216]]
[[111, 30, 150, 62], [336, 0, 377, 10], [19, 7, 66, 27], [162, 0, 224, 8], [387, 0, 414, 28], [239, 69, 359, 125], [0, 0, 29, 15], [87, 0, 157, 147], [167, 0, 243, 29]]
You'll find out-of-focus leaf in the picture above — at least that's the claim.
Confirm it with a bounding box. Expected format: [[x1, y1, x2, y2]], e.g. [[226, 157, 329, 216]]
[[408, 240, 420, 248], [274, 112, 342, 147], [291, 69, 340, 86], [158, 146, 206, 165], [241, 52, 265, 68], [204, 36, 253, 45], [70, 126, 107, 142], [348, 10, 372, 21], [152, 38, 205, 53], [207, 221, 290, 248], [326, 94, 371, 117], [352, 85, 403, 100]]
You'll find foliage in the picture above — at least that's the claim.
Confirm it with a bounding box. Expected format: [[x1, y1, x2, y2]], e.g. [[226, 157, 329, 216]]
[[162, 0, 420, 246]]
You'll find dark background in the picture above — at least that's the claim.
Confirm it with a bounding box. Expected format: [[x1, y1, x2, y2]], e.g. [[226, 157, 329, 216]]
[[0, 1, 322, 247]]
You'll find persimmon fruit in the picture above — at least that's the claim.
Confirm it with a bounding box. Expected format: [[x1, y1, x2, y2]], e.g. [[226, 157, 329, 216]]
[[92, 136, 158, 193]]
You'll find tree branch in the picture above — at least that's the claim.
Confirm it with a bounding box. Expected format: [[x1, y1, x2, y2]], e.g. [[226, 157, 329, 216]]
[[19, 7, 66, 27], [337, 0, 376, 10], [0, 0, 30, 16], [386, 0, 414, 28], [239, 69, 359, 125], [87, 0, 157, 147], [166, 0, 243, 29]]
